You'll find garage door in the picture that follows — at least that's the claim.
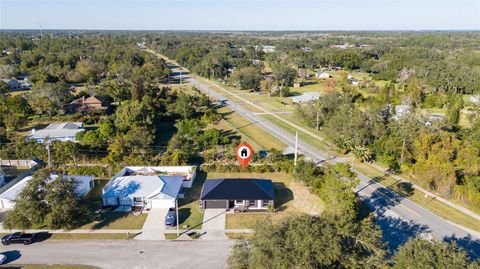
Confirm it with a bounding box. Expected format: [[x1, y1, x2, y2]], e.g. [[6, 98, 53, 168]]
[[205, 200, 227, 209]]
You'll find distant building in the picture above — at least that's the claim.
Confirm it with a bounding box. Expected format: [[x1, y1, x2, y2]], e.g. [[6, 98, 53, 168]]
[[349, 78, 360, 86], [291, 92, 320, 104], [393, 105, 411, 120], [255, 45, 276, 53], [293, 82, 302, 88], [65, 96, 111, 114], [28, 122, 85, 143], [469, 95, 480, 105], [316, 71, 331, 79]]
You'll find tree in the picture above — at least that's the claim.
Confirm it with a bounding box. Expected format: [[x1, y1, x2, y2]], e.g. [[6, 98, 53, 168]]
[[393, 238, 474, 269], [272, 65, 297, 87], [232, 214, 386, 269], [44, 175, 88, 229], [232, 67, 262, 91], [3, 169, 49, 230]]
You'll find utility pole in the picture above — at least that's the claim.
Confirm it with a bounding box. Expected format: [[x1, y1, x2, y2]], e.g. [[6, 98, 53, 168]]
[[176, 198, 179, 236], [294, 132, 298, 166], [46, 142, 52, 167], [400, 138, 406, 165], [316, 111, 320, 131]]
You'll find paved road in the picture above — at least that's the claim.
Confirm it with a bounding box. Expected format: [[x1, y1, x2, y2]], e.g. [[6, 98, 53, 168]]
[[161, 58, 480, 258], [1, 240, 231, 269]]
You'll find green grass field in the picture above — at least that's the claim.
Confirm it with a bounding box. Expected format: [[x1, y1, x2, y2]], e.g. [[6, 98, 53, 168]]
[[217, 106, 286, 150]]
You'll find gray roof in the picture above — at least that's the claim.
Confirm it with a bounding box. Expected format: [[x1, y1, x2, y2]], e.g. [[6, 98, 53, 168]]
[[28, 122, 84, 140], [201, 178, 275, 200], [292, 92, 320, 103]]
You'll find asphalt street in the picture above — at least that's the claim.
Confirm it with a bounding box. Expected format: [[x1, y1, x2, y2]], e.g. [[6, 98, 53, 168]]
[[1, 240, 232, 269]]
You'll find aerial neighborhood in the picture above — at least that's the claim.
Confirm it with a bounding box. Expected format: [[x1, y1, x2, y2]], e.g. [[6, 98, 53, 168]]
[[0, 3, 480, 268]]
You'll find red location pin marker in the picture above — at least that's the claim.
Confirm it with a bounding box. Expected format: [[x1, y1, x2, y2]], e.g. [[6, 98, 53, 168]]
[[236, 143, 253, 168]]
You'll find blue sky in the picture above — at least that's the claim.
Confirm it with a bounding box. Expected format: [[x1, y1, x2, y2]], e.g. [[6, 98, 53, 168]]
[[1, 0, 479, 30]]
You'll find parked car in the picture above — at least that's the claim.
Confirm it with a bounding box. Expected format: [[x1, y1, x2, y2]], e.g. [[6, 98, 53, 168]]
[[165, 208, 176, 226], [1, 232, 35, 245], [0, 254, 6, 264]]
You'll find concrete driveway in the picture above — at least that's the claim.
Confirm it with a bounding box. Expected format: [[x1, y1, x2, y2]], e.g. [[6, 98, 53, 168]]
[[1, 240, 232, 269], [201, 209, 227, 240], [135, 208, 168, 240]]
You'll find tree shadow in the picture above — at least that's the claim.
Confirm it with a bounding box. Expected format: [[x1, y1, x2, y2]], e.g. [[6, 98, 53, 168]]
[[362, 187, 430, 253], [0, 250, 21, 265], [395, 182, 415, 197], [274, 182, 294, 212], [444, 234, 480, 260], [90, 212, 131, 230], [178, 208, 191, 226], [377, 216, 430, 253]]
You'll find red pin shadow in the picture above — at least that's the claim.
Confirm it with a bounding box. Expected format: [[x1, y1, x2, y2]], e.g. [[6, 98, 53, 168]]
[[236, 143, 253, 168]]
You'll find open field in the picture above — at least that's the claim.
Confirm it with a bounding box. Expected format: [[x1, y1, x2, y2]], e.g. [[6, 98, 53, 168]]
[[216, 106, 286, 150], [207, 172, 324, 229]]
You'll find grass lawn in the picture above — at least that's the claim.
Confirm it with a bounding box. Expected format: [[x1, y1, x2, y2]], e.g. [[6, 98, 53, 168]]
[[354, 162, 480, 233], [217, 106, 286, 150], [78, 213, 147, 230], [176, 171, 207, 230], [164, 232, 200, 240], [225, 233, 255, 240], [207, 172, 324, 229]]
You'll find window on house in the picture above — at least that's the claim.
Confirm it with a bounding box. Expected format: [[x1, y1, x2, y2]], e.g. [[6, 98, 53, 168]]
[[133, 197, 143, 202], [235, 200, 244, 205], [248, 200, 256, 206], [262, 200, 270, 207]]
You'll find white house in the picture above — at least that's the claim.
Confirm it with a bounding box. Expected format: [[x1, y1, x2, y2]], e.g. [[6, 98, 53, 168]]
[[291, 92, 320, 104], [316, 71, 331, 79], [0, 174, 93, 209], [469, 95, 480, 105], [102, 166, 197, 210], [393, 105, 411, 120], [28, 122, 85, 143]]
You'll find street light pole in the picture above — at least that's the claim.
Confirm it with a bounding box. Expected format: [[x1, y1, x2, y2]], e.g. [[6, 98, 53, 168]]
[[46, 141, 52, 167]]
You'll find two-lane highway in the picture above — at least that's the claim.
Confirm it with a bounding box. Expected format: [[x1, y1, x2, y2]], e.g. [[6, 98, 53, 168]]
[[158, 54, 480, 257]]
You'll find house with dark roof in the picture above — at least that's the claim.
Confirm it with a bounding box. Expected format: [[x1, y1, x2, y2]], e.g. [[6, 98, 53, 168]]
[[200, 178, 275, 211]]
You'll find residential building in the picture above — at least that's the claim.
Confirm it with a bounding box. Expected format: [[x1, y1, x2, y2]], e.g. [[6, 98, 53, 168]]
[[200, 178, 275, 211], [64, 96, 111, 114], [291, 92, 320, 104], [28, 122, 85, 143], [316, 71, 331, 79], [102, 166, 197, 210], [0, 174, 93, 209]]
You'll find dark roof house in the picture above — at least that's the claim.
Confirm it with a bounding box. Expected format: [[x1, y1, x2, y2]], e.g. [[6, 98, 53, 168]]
[[200, 178, 275, 211]]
